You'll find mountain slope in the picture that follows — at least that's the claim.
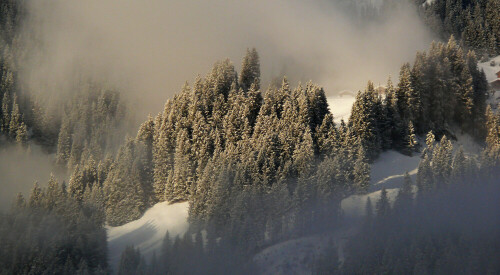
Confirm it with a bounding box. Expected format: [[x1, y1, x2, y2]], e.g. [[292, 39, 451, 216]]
[[106, 201, 189, 270]]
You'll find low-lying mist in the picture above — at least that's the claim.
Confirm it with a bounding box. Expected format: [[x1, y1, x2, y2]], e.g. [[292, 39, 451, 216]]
[[0, 143, 65, 210], [17, 0, 434, 118]]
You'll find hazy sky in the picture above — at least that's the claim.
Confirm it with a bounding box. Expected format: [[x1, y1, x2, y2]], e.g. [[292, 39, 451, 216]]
[[17, 0, 434, 117]]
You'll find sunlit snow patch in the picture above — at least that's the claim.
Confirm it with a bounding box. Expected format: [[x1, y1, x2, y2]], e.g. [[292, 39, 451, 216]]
[[327, 91, 356, 124], [107, 201, 189, 270]]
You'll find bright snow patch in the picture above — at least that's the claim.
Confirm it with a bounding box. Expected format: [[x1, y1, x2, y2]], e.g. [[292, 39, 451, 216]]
[[107, 201, 189, 270], [478, 55, 500, 84], [423, 0, 436, 6], [327, 92, 356, 124]]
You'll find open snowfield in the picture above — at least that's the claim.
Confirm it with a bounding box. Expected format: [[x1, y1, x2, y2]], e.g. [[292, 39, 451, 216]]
[[106, 201, 189, 270]]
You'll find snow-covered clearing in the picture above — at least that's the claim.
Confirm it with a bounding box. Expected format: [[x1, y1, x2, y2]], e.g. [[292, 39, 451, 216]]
[[478, 55, 500, 83], [479, 55, 500, 111], [327, 92, 356, 124], [106, 201, 189, 270]]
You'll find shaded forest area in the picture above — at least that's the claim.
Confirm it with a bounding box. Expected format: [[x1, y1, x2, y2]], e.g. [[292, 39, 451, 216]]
[[318, 130, 500, 274]]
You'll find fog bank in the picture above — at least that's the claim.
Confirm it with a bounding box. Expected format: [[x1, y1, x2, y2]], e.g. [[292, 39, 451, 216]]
[[17, 0, 434, 117]]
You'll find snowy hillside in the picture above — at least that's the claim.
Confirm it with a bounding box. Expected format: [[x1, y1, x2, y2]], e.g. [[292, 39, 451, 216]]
[[254, 93, 487, 274], [107, 202, 189, 270], [255, 134, 482, 274], [107, 81, 488, 274], [254, 149, 420, 274], [342, 150, 420, 217]]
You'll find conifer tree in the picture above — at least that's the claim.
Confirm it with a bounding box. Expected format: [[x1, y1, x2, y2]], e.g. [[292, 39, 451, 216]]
[[44, 174, 63, 210], [394, 172, 413, 212], [406, 121, 417, 156], [376, 188, 390, 218], [383, 77, 403, 147], [117, 246, 141, 275], [451, 147, 467, 183], [316, 113, 338, 156], [397, 63, 413, 122], [239, 48, 260, 92], [425, 130, 435, 153], [8, 94, 20, 139], [153, 113, 175, 202], [432, 135, 453, 188], [171, 129, 193, 202], [15, 121, 27, 146], [485, 106, 500, 149], [69, 165, 86, 201], [28, 182, 43, 209], [417, 151, 434, 193], [456, 65, 474, 131], [104, 139, 147, 226], [353, 146, 370, 192], [292, 128, 315, 177], [349, 88, 382, 160], [12, 192, 25, 210]]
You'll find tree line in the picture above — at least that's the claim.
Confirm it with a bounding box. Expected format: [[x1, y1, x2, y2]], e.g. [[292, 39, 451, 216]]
[[419, 0, 500, 57], [0, 175, 108, 274]]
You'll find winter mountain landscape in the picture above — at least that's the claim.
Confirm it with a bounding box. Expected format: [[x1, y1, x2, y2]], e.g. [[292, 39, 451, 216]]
[[0, 0, 500, 274]]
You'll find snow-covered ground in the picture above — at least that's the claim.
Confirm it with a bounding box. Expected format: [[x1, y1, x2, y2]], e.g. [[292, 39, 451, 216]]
[[254, 225, 357, 275], [479, 55, 500, 111], [254, 149, 421, 274], [342, 150, 421, 217], [327, 91, 356, 124], [106, 201, 189, 271], [479, 55, 500, 83]]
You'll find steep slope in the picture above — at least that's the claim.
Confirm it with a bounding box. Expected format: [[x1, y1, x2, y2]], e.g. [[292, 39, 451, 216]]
[[106, 202, 189, 271]]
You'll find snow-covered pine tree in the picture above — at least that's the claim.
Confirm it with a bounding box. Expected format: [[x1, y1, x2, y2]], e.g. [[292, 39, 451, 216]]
[[239, 48, 260, 92], [406, 121, 417, 156]]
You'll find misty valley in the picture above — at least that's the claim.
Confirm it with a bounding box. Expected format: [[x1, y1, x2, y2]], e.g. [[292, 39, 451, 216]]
[[1, 0, 500, 274]]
